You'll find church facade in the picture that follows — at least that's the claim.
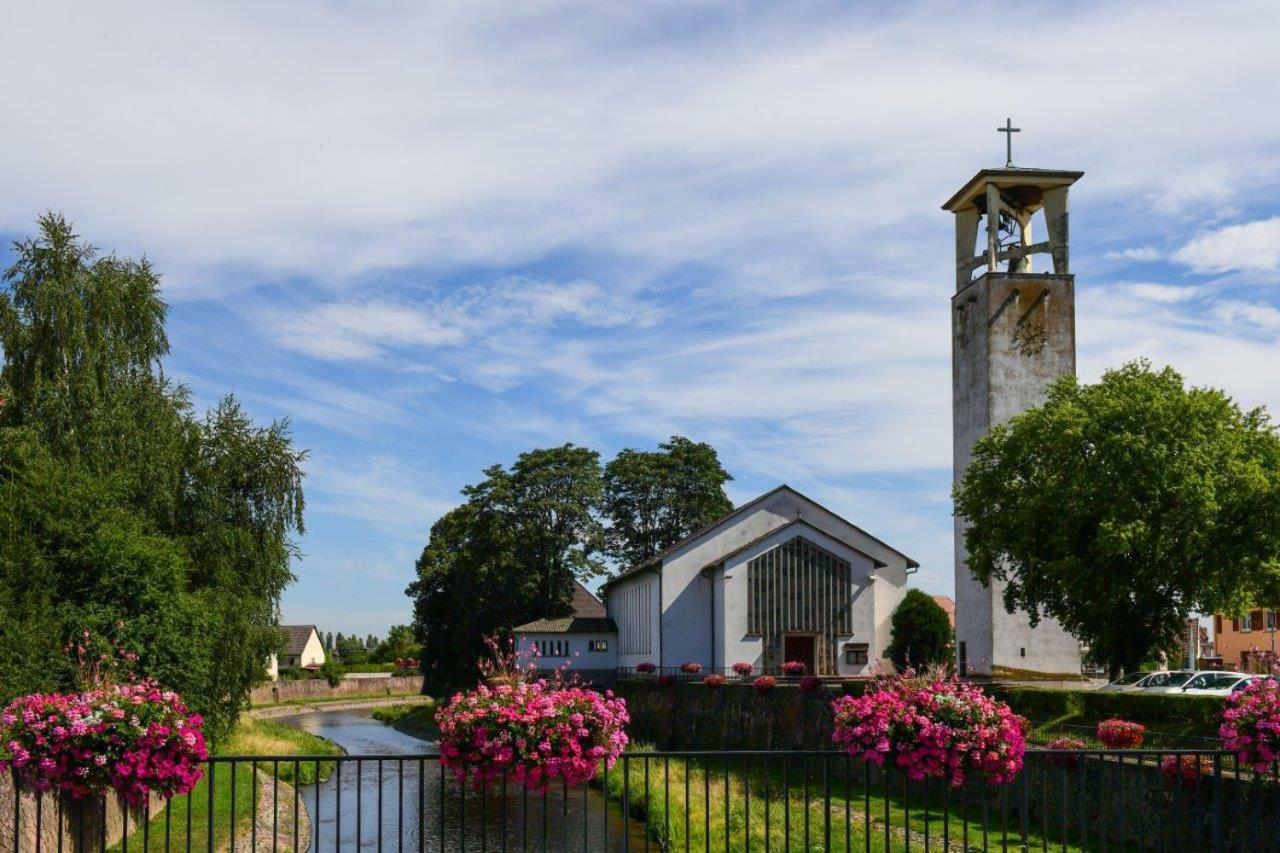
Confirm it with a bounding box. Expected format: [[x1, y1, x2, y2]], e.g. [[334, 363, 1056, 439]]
[[601, 485, 917, 676]]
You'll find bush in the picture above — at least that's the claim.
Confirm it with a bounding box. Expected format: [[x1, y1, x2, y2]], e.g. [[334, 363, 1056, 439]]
[[753, 676, 777, 694], [702, 674, 727, 687], [1096, 718, 1146, 748], [732, 662, 754, 676], [885, 589, 954, 672], [318, 659, 344, 687], [1220, 679, 1280, 771], [781, 661, 807, 677]]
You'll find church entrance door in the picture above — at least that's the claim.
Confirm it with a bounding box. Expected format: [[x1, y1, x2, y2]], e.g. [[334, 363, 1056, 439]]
[[782, 634, 817, 675]]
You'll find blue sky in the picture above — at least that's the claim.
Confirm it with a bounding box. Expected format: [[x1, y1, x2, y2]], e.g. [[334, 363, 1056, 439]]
[[3, 1, 1280, 636]]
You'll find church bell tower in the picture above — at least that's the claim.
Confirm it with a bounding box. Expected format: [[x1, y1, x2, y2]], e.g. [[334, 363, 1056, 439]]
[[945, 130, 1084, 677]]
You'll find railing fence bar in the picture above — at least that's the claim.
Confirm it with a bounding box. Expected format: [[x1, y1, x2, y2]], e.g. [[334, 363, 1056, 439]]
[[271, 760, 278, 853]]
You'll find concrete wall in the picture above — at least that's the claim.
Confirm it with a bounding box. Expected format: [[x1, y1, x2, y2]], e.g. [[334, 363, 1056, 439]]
[[0, 779, 163, 852], [952, 272, 1081, 676], [249, 675, 423, 704], [516, 630, 618, 671]]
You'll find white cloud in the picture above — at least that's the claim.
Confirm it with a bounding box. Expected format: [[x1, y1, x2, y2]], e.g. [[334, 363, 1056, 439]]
[[1172, 217, 1280, 274], [304, 454, 456, 537], [1120, 282, 1202, 303], [1209, 300, 1280, 332], [1105, 246, 1161, 263]]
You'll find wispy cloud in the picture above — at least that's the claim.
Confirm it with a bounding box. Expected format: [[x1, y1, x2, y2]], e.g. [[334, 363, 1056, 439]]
[[1105, 246, 1161, 263], [1173, 217, 1280, 274]]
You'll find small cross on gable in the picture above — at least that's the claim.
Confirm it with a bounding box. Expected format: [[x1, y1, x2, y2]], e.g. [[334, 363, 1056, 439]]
[[997, 117, 1021, 168]]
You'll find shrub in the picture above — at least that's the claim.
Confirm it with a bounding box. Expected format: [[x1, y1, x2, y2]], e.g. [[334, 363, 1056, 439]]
[[0, 681, 208, 805], [799, 675, 822, 695], [831, 671, 1025, 786], [635, 662, 657, 674], [753, 676, 777, 694], [703, 674, 727, 687], [319, 658, 345, 687], [1044, 736, 1087, 769], [1220, 679, 1280, 771], [732, 662, 754, 676], [436, 679, 629, 791], [781, 660, 807, 677], [1096, 718, 1146, 749], [656, 675, 675, 687], [680, 662, 702, 675], [884, 589, 955, 672], [1160, 754, 1211, 790]]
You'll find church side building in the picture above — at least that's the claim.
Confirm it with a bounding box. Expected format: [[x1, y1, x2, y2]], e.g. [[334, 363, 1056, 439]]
[[602, 485, 917, 676], [946, 163, 1084, 677]]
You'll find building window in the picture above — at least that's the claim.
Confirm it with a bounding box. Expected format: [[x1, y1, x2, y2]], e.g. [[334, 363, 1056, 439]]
[[1269, 611, 1277, 631], [1214, 615, 1223, 634], [1251, 610, 1265, 632], [843, 643, 869, 666], [1241, 614, 1252, 634], [588, 640, 609, 652]]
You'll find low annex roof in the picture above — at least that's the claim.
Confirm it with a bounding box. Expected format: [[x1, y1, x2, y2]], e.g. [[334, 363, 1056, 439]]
[[600, 484, 918, 592], [514, 580, 617, 634]]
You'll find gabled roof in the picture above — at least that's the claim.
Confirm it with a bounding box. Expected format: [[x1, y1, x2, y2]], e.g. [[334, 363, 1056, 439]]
[[601, 484, 918, 591], [281, 625, 319, 656], [699, 518, 885, 571], [514, 580, 615, 634]]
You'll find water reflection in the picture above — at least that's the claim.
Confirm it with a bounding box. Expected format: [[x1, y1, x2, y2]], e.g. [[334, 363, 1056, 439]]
[[278, 709, 645, 851]]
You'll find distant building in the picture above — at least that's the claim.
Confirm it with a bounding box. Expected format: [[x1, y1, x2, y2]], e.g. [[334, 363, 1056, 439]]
[[932, 595, 956, 629], [1213, 608, 1279, 671], [267, 624, 327, 679], [515, 581, 618, 679]]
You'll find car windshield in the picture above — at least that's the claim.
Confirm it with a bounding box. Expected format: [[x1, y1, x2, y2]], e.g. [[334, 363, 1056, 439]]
[[1185, 673, 1240, 690], [1111, 673, 1148, 686], [1143, 671, 1193, 687]]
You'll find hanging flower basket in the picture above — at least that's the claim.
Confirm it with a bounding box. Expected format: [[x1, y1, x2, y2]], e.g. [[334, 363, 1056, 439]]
[[732, 662, 754, 677], [1096, 718, 1146, 749], [436, 679, 629, 791], [831, 672, 1025, 786], [781, 660, 807, 677], [753, 676, 777, 694]]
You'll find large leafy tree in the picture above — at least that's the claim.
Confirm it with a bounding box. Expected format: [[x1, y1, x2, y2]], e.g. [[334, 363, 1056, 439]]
[[884, 589, 954, 672], [955, 361, 1280, 678], [603, 435, 734, 566], [407, 444, 604, 690], [0, 214, 305, 742]]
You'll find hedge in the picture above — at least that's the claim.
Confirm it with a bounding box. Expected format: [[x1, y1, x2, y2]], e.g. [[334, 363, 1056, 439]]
[[987, 685, 1225, 734]]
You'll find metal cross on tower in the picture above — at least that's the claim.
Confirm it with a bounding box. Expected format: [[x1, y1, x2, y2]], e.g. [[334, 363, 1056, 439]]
[[997, 118, 1021, 168]]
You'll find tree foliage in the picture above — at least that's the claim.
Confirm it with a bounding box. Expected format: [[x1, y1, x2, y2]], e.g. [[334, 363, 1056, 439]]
[[0, 214, 306, 742], [603, 436, 734, 566], [884, 589, 954, 672], [954, 361, 1280, 678]]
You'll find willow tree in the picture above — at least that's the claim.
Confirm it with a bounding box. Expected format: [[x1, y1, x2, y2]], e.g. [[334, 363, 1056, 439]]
[[955, 361, 1280, 678], [0, 214, 305, 742]]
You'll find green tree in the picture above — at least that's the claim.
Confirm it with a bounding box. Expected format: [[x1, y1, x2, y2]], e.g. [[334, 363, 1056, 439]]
[[407, 444, 604, 690], [954, 361, 1280, 678], [373, 624, 421, 663], [0, 214, 305, 742], [884, 589, 954, 671], [603, 435, 734, 566]]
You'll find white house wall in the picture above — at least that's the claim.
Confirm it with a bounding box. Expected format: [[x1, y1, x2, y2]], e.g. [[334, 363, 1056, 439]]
[[516, 632, 618, 672], [608, 572, 660, 669], [716, 524, 879, 675], [299, 631, 326, 668]]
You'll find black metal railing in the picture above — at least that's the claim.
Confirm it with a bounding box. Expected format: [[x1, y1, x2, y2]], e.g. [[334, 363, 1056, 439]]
[[5, 748, 1279, 851]]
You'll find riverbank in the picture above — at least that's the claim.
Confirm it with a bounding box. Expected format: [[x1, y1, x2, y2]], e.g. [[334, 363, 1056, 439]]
[[249, 694, 434, 719], [370, 700, 438, 741]]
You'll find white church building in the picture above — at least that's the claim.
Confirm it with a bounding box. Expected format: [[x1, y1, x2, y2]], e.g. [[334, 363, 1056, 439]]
[[599, 485, 917, 677]]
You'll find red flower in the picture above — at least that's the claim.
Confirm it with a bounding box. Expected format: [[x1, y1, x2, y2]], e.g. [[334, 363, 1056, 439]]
[[679, 662, 702, 675], [732, 662, 754, 676], [656, 675, 675, 687], [781, 660, 807, 677], [702, 674, 727, 687], [635, 662, 657, 674], [1096, 718, 1145, 749], [752, 676, 777, 694]]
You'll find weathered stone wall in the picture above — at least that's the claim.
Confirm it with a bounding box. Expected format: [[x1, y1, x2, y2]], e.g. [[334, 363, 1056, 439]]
[[249, 675, 424, 705], [612, 681, 841, 750], [0, 777, 163, 852]]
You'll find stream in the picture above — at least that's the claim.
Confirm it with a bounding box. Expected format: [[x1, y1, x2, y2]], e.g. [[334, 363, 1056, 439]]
[[277, 708, 647, 851]]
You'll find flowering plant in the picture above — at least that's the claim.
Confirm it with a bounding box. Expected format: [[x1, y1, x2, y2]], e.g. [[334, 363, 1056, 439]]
[[830, 670, 1025, 786], [798, 676, 822, 695], [1096, 718, 1145, 749], [656, 675, 675, 687], [1219, 679, 1280, 772], [1044, 736, 1087, 769], [732, 662, 754, 676], [679, 662, 702, 675], [702, 674, 727, 687], [0, 681, 207, 806], [635, 662, 657, 674], [436, 679, 629, 791], [753, 676, 777, 694], [781, 660, 807, 677], [1160, 754, 1211, 790]]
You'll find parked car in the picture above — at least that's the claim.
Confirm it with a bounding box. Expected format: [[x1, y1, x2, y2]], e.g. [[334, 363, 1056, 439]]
[[1176, 672, 1254, 696], [1137, 670, 1201, 692], [1096, 671, 1161, 693]]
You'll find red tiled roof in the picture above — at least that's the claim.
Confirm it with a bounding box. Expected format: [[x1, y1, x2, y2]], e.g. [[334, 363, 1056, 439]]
[[932, 595, 956, 627]]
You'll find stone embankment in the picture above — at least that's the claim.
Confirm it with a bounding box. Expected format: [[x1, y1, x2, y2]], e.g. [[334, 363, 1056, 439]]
[[249, 675, 424, 705]]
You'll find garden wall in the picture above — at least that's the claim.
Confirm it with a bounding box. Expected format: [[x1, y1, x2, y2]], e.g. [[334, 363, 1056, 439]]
[[249, 675, 424, 705], [0, 776, 163, 851]]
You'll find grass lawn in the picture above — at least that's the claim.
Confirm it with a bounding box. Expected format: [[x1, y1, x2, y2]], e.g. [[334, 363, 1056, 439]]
[[108, 716, 341, 851], [598, 746, 1094, 852], [371, 700, 438, 741], [250, 690, 429, 709]]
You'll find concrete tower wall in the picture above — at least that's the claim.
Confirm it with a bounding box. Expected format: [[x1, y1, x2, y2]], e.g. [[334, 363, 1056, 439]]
[[952, 271, 1082, 676]]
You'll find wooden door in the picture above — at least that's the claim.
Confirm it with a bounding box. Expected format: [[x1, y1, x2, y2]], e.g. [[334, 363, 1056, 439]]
[[783, 635, 816, 675]]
